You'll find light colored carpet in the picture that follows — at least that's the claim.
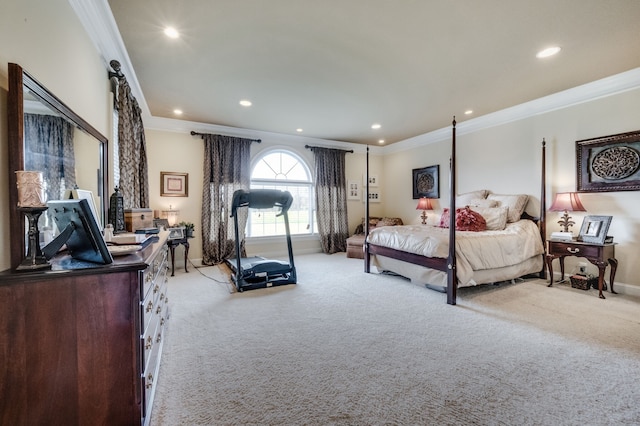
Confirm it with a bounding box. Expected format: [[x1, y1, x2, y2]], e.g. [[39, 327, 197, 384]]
[[150, 253, 640, 425]]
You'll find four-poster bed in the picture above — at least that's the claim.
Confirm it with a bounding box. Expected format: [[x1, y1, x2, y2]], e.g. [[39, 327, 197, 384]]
[[364, 118, 547, 305]]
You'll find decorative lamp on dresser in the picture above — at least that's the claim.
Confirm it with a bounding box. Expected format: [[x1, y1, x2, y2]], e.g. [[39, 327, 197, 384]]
[[0, 231, 170, 425]]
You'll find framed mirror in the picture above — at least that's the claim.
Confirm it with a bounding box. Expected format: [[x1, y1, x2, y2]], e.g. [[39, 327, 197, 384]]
[[7, 63, 109, 270]]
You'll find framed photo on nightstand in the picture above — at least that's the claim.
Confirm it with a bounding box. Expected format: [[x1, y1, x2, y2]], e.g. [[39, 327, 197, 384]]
[[578, 215, 612, 244]]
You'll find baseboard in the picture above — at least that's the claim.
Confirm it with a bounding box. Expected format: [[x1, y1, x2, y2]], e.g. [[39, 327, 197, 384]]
[[549, 272, 640, 299]]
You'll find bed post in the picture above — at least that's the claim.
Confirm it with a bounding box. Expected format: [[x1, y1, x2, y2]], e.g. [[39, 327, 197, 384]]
[[539, 138, 547, 279], [446, 117, 457, 305], [364, 145, 371, 272]]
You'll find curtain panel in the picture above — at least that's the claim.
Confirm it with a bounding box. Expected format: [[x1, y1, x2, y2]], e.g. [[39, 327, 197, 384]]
[[312, 147, 349, 254], [201, 134, 252, 265], [113, 76, 149, 208], [24, 113, 75, 202]]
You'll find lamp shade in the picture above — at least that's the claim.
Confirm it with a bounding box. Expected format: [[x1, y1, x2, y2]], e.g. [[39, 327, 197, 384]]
[[549, 192, 586, 212], [416, 197, 434, 211]]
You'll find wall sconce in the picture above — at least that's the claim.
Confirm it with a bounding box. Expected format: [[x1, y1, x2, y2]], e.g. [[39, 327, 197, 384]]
[[416, 197, 434, 225], [549, 192, 586, 233], [162, 205, 180, 226]]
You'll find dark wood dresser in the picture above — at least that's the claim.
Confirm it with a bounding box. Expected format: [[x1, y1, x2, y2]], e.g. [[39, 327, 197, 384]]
[[0, 231, 170, 425]]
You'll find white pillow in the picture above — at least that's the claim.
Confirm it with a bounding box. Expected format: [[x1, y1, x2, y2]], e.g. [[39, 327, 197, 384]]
[[470, 206, 509, 230], [486, 194, 529, 223], [456, 190, 489, 207], [465, 198, 498, 208]]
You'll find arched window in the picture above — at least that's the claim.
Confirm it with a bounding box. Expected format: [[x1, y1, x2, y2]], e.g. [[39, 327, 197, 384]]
[[249, 150, 316, 237]]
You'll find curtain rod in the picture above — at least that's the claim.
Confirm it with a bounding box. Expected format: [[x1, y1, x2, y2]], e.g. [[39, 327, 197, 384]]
[[304, 144, 354, 153], [190, 131, 261, 143]]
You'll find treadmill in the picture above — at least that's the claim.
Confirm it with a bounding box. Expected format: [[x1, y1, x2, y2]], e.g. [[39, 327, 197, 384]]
[[226, 189, 297, 292]]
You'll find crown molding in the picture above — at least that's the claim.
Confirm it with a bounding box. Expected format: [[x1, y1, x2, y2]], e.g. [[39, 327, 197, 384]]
[[384, 67, 640, 154]]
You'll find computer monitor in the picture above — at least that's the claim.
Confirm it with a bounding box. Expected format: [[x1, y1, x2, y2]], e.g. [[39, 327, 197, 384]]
[[45, 199, 113, 265]]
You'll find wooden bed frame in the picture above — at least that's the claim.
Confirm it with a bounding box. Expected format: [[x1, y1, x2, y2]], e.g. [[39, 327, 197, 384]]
[[364, 118, 547, 305]]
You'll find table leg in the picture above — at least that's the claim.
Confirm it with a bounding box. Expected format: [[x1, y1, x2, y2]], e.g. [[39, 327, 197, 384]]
[[546, 255, 555, 287], [608, 258, 618, 294], [169, 244, 176, 277], [596, 262, 607, 299], [183, 241, 190, 273]]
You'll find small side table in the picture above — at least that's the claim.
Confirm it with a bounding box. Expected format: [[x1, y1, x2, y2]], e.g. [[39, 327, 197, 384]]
[[546, 240, 618, 299], [167, 236, 191, 277]]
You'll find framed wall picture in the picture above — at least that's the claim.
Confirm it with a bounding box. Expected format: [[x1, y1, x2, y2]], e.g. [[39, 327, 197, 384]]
[[412, 165, 439, 199], [362, 189, 381, 203], [161, 172, 189, 197], [578, 215, 612, 244], [347, 180, 360, 200], [576, 130, 640, 192], [363, 173, 379, 187]]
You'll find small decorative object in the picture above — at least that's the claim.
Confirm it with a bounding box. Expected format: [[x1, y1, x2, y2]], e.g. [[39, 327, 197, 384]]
[[161, 171, 189, 197], [570, 274, 596, 291], [578, 215, 612, 245], [178, 221, 195, 238], [549, 192, 586, 233], [16, 206, 51, 271], [412, 165, 439, 199], [416, 197, 434, 224], [16, 171, 46, 207], [109, 186, 126, 233], [576, 130, 640, 192]]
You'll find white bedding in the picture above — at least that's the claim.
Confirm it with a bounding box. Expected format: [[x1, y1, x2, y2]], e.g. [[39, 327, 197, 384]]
[[366, 220, 545, 287]]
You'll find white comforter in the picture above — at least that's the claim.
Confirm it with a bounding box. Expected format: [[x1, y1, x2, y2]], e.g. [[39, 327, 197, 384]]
[[366, 220, 545, 285]]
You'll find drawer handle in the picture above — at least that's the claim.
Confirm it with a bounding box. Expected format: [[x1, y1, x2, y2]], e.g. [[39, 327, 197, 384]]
[[146, 301, 153, 313], [566, 247, 580, 254], [146, 373, 153, 389], [160, 317, 165, 326], [145, 335, 152, 350], [156, 333, 162, 343], [156, 306, 162, 315], [153, 284, 159, 294]]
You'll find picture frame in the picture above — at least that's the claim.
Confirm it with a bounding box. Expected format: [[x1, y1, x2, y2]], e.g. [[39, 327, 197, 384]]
[[578, 215, 612, 244], [347, 180, 360, 200], [153, 218, 170, 229], [64, 188, 102, 229], [412, 165, 439, 199], [167, 226, 184, 240], [362, 189, 381, 203], [576, 130, 640, 192], [363, 173, 379, 187], [161, 171, 189, 197]]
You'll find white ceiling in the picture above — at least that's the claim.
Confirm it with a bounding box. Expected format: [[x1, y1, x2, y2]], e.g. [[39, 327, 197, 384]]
[[106, 0, 640, 145]]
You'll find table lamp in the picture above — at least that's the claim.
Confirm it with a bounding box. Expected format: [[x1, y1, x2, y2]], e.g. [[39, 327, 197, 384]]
[[549, 192, 585, 238], [416, 197, 434, 225]]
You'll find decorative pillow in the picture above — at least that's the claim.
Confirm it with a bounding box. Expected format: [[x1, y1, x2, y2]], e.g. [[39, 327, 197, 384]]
[[469, 206, 509, 230], [376, 217, 404, 227], [465, 198, 499, 208], [487, 194, 529, 223], [456, 190, 489, 207], [439, 207, 487, 232]]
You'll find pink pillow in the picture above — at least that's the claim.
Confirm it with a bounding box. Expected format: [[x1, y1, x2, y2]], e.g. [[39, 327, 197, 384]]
[[439, 207, 487, 232]]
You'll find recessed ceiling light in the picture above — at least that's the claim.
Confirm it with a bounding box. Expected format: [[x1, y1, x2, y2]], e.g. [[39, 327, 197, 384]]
[[536, 46, 561, 58], [371, 123, 381, 130], [239, 100, 252, 107], [464, 110, 473, 115], [173, 109, 183, 115], [296, 128, 303, 133], [164, 27, 180, 39], [378, 139, 385, 144]]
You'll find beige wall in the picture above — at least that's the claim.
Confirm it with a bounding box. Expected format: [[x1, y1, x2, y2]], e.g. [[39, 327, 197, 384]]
[[0, 0, 110, 271], [381, 88, 640, 290]]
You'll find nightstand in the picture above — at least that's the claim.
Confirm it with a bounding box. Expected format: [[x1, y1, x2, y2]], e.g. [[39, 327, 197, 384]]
[[546, 240, 618, 299]]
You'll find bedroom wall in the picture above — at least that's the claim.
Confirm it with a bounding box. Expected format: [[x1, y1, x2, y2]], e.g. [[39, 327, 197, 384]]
[[380, 87, 640, 293], [143, 126, 385, 262], [0, 0, 110, 272]]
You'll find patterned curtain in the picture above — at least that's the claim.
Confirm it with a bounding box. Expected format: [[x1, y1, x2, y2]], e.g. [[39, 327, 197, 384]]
[[24, 113, 75, 202], [312, 147, 349, 254], [201, 134, 252, 265], [113, 74, 149, 208]]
